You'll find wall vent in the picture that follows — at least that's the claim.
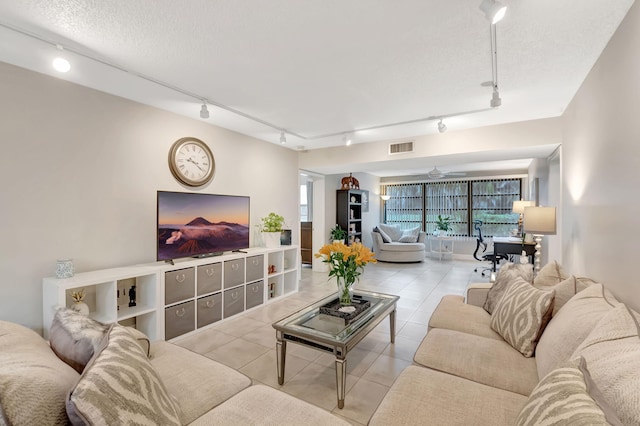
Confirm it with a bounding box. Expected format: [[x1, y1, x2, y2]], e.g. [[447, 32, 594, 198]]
[[388, 140, 414, 155]]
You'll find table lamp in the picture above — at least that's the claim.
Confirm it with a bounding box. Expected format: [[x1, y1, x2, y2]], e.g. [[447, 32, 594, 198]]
[[523, 206, 556, 274], [512, 200, 535, 237]]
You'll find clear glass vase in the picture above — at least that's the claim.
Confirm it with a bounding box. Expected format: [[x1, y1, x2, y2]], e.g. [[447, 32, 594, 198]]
[[336, 276, 354, 306]]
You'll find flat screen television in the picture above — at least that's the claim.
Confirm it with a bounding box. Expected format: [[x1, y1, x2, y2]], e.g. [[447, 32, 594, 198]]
[[157, 191, 250, 261]]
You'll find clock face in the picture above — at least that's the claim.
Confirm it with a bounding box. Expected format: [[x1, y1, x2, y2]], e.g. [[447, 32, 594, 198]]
[[168, 137, 215, 186]]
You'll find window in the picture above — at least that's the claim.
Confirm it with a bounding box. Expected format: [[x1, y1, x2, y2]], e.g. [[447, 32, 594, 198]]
[[383, 184, 422, 229], [382, 178, 521, 237]]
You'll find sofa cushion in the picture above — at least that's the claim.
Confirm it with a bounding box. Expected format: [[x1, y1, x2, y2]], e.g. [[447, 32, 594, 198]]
[[376, 226, 392, 243], [490, 277, 555, 357], [428, 295, 503, 341], [378, 241, 425, 252], [534, 275, 594, 317], [66, 324, 181, 426], [572, 304, 640, 426], [483, 263, 534, 314], [151, 341, 252, 424], [532, 260, 568, 287], [414, 328, 539, 396], [49, 307, 109, 373], [515, 357, 622, 426], [190, 385, 351, 425], [398, 226, 421, 243], [0, 320, 80, 426], [535, 283, 618, 379], [378, 223, 403, 242], [369, 365, 527, 426]]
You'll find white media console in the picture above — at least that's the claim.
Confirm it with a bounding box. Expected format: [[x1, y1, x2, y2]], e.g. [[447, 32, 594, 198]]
[[42, 246, 299, 341]]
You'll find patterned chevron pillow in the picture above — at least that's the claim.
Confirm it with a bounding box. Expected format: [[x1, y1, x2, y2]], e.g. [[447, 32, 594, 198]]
[[490, 277, 555, 357], [66, 324, 181, 426], [515, 356, 622, 425]]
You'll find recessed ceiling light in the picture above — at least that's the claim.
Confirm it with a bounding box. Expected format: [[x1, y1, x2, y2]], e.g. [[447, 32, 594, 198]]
[[52, 57, 70, 73]]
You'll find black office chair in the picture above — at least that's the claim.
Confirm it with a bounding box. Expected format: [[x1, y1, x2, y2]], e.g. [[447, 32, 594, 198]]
[[473, 220, 509, 276]]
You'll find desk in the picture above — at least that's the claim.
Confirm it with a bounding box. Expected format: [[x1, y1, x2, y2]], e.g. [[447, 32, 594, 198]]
[[492, 237, 536, 272]]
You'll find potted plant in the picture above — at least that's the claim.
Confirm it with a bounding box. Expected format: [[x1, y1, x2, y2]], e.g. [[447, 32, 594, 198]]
[[329, 224, 347, 243], [435, 215, 452, 236], [258, 212, 285, 248]]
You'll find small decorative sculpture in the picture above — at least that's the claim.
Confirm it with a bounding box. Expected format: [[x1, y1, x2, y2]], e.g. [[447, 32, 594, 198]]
[[128, 285, 136, 307], [340, 173, 360, 190]]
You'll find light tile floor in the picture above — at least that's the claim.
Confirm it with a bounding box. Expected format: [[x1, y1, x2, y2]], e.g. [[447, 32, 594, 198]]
[[176, 257, 486, 425]]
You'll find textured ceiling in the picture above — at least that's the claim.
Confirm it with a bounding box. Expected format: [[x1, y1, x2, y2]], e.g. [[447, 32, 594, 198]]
[[0, 0, 635, 173]]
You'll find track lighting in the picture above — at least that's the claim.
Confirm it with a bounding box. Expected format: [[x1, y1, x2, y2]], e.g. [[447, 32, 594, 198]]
[[199, 102, 209, 119], [280, 132, 286, 144], [52, 45, 70, 72], [479, 0, 507, 24], [490, 87, 502, 107], [343, 133, 353, 146], [437, 119, 447, 133]]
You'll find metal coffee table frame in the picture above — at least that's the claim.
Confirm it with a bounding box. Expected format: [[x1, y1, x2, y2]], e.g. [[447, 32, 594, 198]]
[[272, 289, 399, 409]]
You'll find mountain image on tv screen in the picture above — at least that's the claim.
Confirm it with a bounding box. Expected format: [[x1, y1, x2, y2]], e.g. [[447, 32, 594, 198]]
[[157, 191, 250, 261]]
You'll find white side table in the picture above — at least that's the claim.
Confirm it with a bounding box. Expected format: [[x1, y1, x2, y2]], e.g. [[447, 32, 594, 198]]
[[429, 236, 454, 260]]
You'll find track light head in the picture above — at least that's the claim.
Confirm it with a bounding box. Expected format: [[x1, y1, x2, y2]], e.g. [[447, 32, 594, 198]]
[[480, 0, 507, 24], [343, 133, 353, 146], [280, 132, 286, 144], [437, 119, 447, 133], [200, 102, 209, 119], [490, 87, 502, 108]]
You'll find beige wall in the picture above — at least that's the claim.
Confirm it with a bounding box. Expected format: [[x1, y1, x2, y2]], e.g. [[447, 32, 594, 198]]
[[561, 1, 640, 311], [0, 62, 300, 332]]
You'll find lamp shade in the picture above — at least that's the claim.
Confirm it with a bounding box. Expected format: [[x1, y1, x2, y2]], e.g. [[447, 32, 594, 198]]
[[523, 206, 556, 235], [380, 195, 391, 201], [512, 200, 534, 214]]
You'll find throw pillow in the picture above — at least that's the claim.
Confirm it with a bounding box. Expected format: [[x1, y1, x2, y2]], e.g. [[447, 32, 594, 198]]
[[378, 223, 403, 242], [0, 320, 80, 426], [534, 275, 593, 317], [535, 283, 618, 380], [398, 226, 421, 243], [490, 277, 555, 357], [376, 226, 393, 243], [571, 304, 640, 426], [483, 262, 534, 314], [49, 307, 110, 373], [66, 324, 181, 426], [533, 260, 568, 287], [514, 356, 622, 426]]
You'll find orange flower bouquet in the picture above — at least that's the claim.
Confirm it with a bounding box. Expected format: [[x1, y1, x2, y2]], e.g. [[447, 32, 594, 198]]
[[315, 242, 376, 306]]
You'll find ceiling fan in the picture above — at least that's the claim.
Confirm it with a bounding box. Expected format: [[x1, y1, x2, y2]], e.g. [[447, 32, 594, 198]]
[[426, 166, 466, 180]]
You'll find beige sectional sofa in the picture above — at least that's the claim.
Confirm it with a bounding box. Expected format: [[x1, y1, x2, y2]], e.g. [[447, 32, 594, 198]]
[[0, 313, 349, 425], [369, 263, 640, 425]]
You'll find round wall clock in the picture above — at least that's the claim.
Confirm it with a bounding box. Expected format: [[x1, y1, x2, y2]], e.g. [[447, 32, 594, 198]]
[[168, 137, 215, 187]]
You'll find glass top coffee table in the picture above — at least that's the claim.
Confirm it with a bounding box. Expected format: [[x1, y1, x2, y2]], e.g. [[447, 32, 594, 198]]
[[272, 289, 399, 409]]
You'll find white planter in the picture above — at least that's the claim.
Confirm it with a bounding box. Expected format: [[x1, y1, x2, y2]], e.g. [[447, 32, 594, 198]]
[[263, 232, 281, 248]]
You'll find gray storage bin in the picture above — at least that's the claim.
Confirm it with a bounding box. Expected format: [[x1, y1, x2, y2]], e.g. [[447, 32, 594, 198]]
[[245, 281, 264, 310], [197, 293, 222, 328], [164, 300, 195, 340], [197, 262, 222, 295], [223, 287, 245, 318], [246, 255, 264, 282], [165, 267, 195, 305], [224, 259, 245, 288]]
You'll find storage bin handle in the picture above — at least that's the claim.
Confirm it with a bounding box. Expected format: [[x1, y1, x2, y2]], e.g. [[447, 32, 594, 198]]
[[175, 273, 186, 283], [205, 268, 215, 277], [231, 291, 239, 299], [205, 300, 215, 308], [231, 263, 239, 271], [252, 286, 259, 293], [175, 307, 186, 317], [252, 258, 259, 266]]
